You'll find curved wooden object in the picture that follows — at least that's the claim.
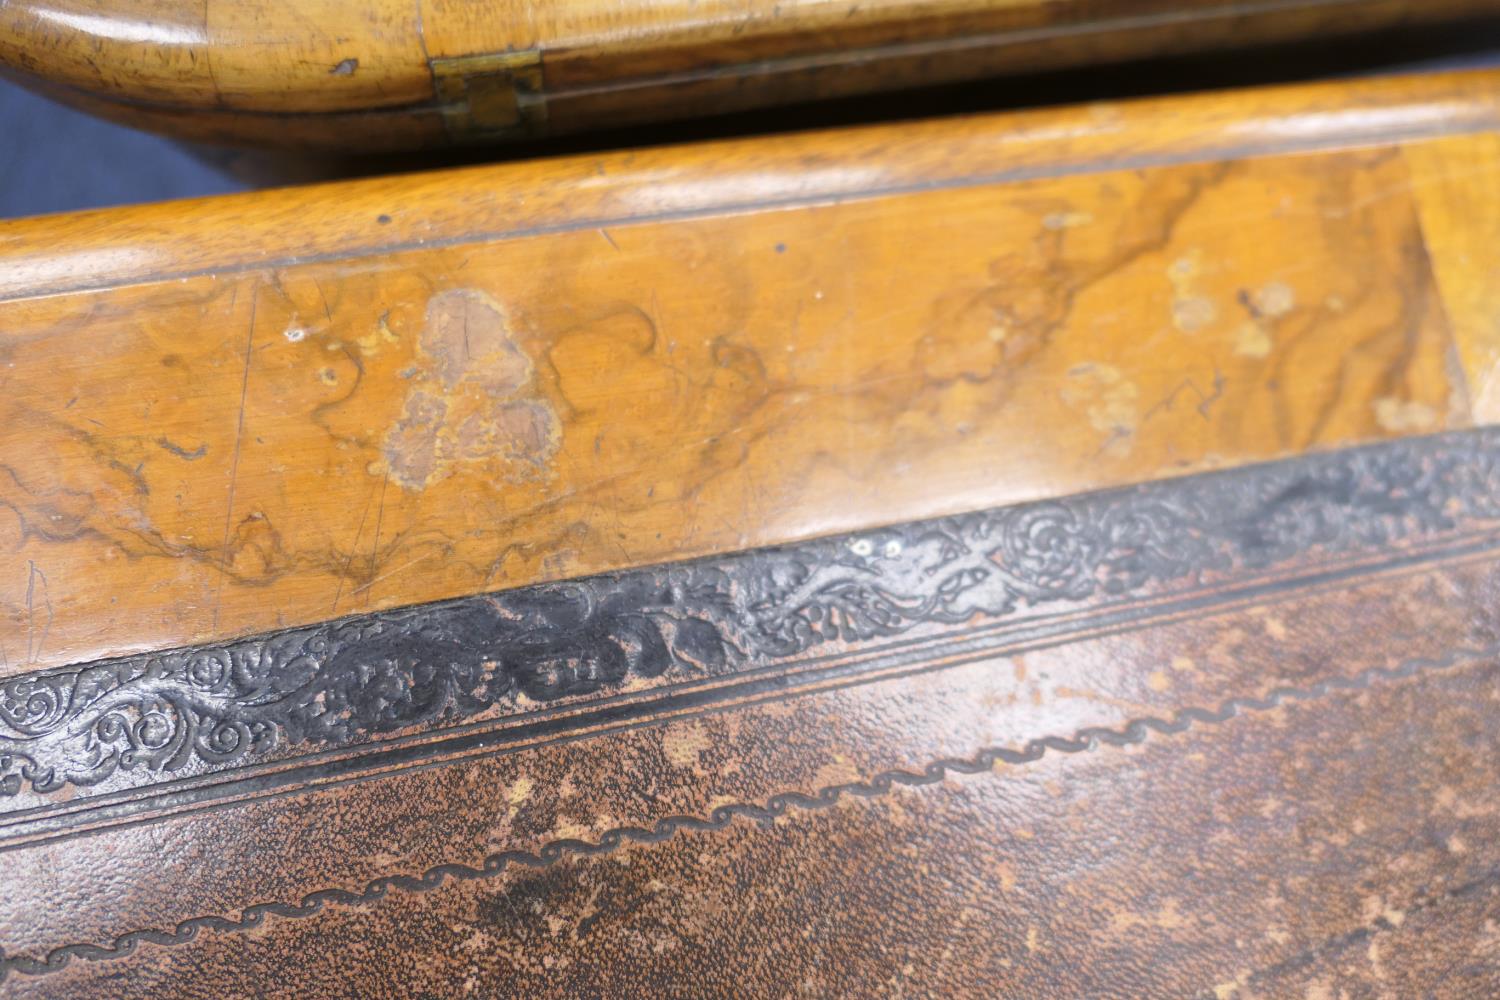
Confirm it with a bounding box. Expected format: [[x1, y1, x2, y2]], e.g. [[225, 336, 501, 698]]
[[0, 0, 1490, 149], [3, 70, 1500, 995]]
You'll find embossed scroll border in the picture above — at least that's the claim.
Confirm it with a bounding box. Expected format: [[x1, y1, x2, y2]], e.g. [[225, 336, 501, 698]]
[[5, 427, 1500, 812]]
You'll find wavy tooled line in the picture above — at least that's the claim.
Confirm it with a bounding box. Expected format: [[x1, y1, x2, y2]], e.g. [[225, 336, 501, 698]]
[[2, 642, 1493, 981]]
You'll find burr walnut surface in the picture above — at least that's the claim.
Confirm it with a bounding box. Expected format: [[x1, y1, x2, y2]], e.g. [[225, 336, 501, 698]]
[[6, 71, 1500, 676]]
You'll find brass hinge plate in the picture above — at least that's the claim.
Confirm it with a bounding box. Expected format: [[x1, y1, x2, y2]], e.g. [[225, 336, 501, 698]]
[[431, 50, 546, 142]]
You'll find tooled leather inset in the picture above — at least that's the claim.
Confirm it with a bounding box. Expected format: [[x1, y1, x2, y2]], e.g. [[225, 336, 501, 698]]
[[3, 638, 1492, 980], [4, 428, 1500, 799]]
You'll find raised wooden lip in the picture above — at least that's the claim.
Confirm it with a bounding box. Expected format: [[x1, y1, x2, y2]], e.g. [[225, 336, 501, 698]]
[[3, 66, 1500, 300]]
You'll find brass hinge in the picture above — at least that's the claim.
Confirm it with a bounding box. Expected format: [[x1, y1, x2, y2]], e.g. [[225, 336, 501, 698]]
[[430, 50, 546, 142]]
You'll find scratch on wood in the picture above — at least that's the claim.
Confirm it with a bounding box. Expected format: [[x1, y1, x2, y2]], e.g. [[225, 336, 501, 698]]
[[213, 288, 258, 629], [355, 474, 391, 607], [330, 478, 378, 616], [24, 560, 52, 667]]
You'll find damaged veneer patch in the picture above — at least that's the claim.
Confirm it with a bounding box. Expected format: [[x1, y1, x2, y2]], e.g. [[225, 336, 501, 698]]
[[381, 289, 562, 490]]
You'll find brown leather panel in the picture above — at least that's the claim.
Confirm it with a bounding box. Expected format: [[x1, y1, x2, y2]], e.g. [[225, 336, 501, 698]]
[[3, 431, 1500, 995], [5, 654, 1497, 996]]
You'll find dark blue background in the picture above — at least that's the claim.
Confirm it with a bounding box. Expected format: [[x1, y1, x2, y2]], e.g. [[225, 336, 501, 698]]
[[0, 84, 246, 219]]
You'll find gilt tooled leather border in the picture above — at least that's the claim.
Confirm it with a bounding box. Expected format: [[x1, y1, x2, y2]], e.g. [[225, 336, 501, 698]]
[[5, 427, 1500, 807]]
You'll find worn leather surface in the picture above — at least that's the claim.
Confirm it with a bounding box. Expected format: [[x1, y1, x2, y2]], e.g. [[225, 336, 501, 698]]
[[17, 665, 1497, 999], [5, 431, 1500, 996]]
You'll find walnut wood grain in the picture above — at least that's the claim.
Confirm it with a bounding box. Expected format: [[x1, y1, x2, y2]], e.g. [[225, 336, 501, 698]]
[[4, 70, 1500, 678], [0, 0, 1489, 148]]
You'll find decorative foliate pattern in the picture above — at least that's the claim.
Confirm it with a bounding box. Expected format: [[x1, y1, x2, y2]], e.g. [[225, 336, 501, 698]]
[[3, 429, 1497, 797]]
